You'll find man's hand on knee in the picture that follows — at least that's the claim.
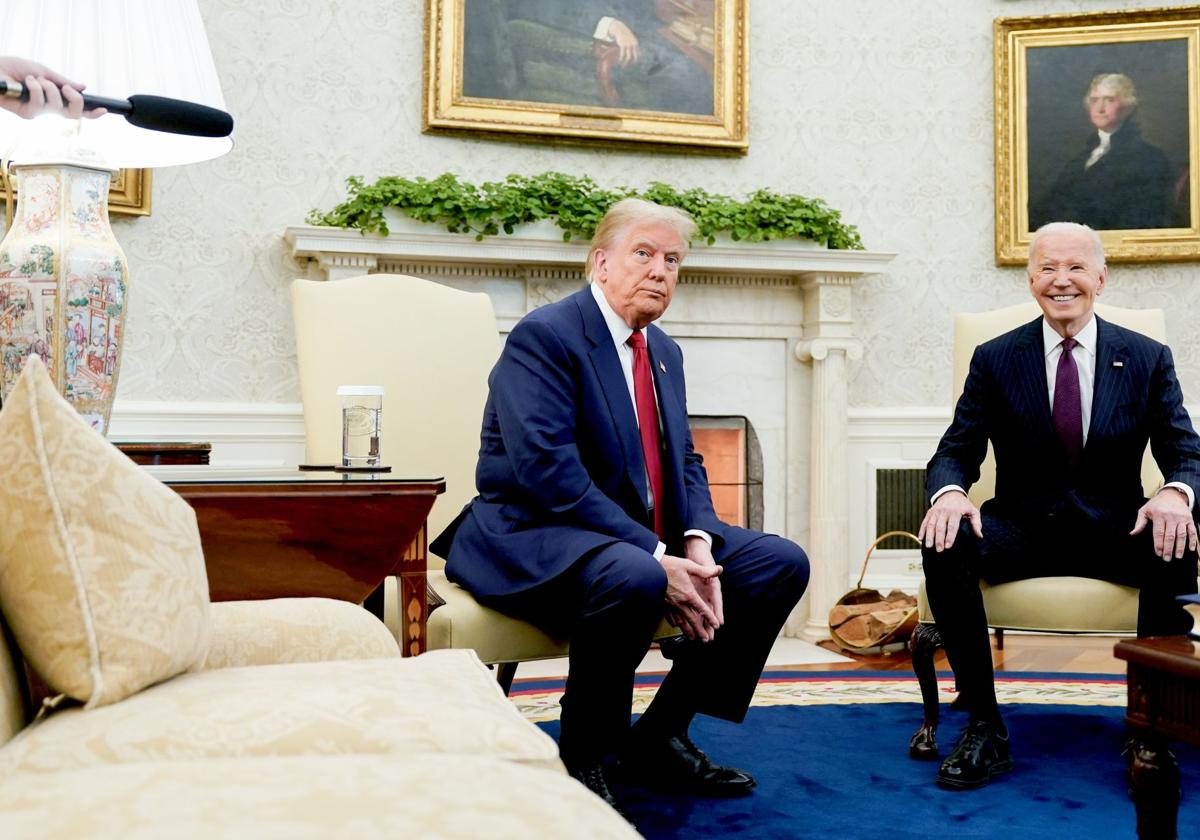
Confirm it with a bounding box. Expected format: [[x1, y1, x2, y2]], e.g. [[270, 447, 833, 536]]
[[1131, 487, 1198, 561], [661, 554, 722, 642], [918, 490, 982, 553]]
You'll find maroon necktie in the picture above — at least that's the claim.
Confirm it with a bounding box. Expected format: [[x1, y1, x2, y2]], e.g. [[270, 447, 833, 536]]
[[1053, 338, 1083, 466], [627, 331, 665, 539]]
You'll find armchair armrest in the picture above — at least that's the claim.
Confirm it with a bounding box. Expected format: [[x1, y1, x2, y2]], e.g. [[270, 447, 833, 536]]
[[202, 598, 400, 671]]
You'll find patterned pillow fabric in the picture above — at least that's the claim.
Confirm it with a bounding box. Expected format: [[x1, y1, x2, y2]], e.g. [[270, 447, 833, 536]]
[[0, 357, 210, 708]]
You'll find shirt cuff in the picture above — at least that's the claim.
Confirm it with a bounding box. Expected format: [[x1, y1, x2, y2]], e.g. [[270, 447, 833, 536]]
[[930, 485, 967, 505], [593, 16, 615, 41], [653, 541, 666, 561], [1162, 481, 1195, 509], [683, 529, 712, 547]]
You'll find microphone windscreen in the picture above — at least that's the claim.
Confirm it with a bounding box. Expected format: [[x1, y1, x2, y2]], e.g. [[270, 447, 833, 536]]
[[124, 95, 233, 138]]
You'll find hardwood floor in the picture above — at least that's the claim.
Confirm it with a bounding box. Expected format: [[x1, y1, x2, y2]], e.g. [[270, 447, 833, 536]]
[[795, 632, 1130, 675]]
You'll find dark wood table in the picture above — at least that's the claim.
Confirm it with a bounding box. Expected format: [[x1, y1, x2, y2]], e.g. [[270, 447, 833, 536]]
[[153, 468, 445, 657], [1114, 636, 1200, 839]]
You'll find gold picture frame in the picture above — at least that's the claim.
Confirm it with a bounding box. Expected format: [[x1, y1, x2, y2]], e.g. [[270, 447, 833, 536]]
[[2, 168, 151, 217], [108, 168, 153, 217], [423, 0, 748, 153], [995, 6, 1200, 264]]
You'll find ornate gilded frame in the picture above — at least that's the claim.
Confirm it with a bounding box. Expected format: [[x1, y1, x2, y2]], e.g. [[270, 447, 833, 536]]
[[107, 168, 152, 217], [3, 168, 151, 217], [423, 0, 748, 153], [995, 6, 1200, 264]]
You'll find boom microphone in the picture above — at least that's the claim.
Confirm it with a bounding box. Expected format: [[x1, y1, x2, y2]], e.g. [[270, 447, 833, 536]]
[[0, 80, 233, 138]]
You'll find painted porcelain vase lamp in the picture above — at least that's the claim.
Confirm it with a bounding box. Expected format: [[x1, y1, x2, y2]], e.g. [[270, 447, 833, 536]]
[[0, 0, 232, 433]]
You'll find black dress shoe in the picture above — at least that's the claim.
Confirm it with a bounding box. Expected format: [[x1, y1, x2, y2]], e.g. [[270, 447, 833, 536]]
[[937, 720, 1013, 790], [567, 763, 629, 819], [621, 733, 757, 797]]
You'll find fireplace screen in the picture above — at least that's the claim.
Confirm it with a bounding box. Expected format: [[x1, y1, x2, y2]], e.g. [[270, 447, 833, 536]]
[[689, 416, 762, 531]]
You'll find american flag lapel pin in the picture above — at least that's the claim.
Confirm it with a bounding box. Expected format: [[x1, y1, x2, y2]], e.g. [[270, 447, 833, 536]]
[[659, 361, 667, 373]]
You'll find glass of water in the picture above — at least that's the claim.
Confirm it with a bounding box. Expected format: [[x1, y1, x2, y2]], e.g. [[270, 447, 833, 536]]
[[337, 385, 383, 468]]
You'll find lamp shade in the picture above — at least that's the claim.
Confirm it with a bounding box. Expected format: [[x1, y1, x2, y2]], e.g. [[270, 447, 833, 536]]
[[0, 0, 232, 169]]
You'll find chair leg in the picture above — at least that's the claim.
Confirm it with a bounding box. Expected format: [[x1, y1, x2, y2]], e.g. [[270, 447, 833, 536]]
[[494, 662, 518, 695], [994, 627, 1005, 651], [909, 622, 944, 760]]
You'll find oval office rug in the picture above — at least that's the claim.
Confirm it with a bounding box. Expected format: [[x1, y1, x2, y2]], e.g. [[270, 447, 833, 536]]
[[513, 672, 1199, 839]]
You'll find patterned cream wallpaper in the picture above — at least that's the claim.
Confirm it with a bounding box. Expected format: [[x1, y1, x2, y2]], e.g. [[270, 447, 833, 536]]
[[111, 0, 1200, 408]]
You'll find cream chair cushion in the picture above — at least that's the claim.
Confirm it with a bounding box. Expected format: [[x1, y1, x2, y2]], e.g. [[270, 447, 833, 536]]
[[426, 570, 569, 663], [202, 598, 400, 670], [0, 358, 210, 708], [0, 650, 560, 775]]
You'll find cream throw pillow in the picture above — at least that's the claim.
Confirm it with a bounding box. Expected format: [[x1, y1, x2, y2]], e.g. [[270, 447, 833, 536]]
[[0, 357, 210, 708]]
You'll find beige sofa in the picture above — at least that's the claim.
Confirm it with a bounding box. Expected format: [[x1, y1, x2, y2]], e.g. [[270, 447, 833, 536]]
[[0, 360, 635, 839]]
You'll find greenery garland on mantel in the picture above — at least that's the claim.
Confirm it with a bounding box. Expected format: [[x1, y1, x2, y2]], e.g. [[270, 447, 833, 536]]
[[307, 171, 864, 250]]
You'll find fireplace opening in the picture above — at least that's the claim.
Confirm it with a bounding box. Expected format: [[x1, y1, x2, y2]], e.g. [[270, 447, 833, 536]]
[[689, 416, 763, 531]]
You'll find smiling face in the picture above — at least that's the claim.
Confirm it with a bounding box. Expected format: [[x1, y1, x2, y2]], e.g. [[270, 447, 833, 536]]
[[592, 220, 685, 329], [1028, 228, 1107, 338], [1087, 81, 1128, 133]]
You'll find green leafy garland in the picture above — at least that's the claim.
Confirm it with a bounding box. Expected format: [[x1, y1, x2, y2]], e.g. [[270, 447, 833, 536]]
[[307, 171, 864, 250]]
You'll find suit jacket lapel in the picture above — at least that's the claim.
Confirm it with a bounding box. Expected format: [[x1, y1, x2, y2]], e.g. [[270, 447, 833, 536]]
[[1012, 318, 1056, 441], [647, 326, 686, 514], [577, 290, 647, 497], [1088, 316, 1127, 449]]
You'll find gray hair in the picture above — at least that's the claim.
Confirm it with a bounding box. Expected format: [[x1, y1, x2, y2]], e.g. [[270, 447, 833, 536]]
[[1083, 73, 1138, 111], [586, 198, 697, 279], [1028, 221, 1106, 269]]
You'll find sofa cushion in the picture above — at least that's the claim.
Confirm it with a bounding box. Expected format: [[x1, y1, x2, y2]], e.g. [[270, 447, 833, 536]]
[[203, 598, 400, 670], [0, 357, 210, 708], [0, 649, 561, 775], [0, 754, 639, 839]]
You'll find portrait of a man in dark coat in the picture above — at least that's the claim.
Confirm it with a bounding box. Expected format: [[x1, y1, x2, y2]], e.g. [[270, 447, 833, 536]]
[[1030, 73, 1177, 231]]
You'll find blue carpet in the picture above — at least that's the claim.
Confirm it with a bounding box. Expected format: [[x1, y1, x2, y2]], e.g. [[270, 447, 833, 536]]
[[537, 696, 1200, 839]]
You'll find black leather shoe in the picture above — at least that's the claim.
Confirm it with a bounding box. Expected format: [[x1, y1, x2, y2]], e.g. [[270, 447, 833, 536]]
[[621, 732, 756, 797], [937, 720, 1013, 790], [567, 763, 630, 819]]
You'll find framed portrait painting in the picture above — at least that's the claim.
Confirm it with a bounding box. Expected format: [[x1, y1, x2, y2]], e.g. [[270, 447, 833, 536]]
[[995, 7, 1200, 264], [423, 0, 748, 152]]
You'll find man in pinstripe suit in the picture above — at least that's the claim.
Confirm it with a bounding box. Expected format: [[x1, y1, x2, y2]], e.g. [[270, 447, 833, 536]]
[[917, 221, 1200, 790]]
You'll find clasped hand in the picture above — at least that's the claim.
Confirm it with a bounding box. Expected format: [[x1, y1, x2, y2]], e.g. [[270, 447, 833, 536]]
[[661, 536, 724, 642], [1131, 487, 1197, 561]]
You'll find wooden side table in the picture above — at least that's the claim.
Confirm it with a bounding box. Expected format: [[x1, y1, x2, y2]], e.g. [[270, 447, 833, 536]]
[[155, 468, 445, 657], [1114, 636, 1200, 840]]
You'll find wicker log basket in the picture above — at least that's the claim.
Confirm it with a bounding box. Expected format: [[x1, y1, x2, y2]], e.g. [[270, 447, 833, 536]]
[[828, 530, 920, 651]]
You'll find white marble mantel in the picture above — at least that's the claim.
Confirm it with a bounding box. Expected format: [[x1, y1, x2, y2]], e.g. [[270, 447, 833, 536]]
[[285, 221, 896, 640]]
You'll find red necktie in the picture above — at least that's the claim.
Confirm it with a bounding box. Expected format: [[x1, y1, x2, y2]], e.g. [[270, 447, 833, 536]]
[[627, 331, 665, 539], [1053, 337, 1083, 466]]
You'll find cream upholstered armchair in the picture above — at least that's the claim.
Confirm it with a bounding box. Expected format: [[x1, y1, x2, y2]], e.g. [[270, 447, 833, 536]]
[[291, 274, 571, 690], [909, 301, 1163, 757]]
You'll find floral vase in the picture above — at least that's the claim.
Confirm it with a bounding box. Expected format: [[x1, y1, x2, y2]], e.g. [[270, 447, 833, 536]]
[[0, 164, 128, 433]]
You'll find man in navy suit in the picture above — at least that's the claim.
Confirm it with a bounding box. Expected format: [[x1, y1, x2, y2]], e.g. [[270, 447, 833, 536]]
[[432, 199, 809, 813], [918, 222, 1200, 790]]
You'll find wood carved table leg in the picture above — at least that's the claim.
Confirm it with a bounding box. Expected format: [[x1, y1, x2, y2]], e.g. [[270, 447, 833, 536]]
[[1128, 734, 1181, 840], [397, 524, 428, 657], [909, 622, 944, 760]]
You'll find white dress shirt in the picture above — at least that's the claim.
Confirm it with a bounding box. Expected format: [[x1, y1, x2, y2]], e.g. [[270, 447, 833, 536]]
[[590, 282, 712, 559], [932, 314, 1194, 508]]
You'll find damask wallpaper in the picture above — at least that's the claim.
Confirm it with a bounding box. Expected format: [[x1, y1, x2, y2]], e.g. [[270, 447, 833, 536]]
[[109, 0, 1200, 409]]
